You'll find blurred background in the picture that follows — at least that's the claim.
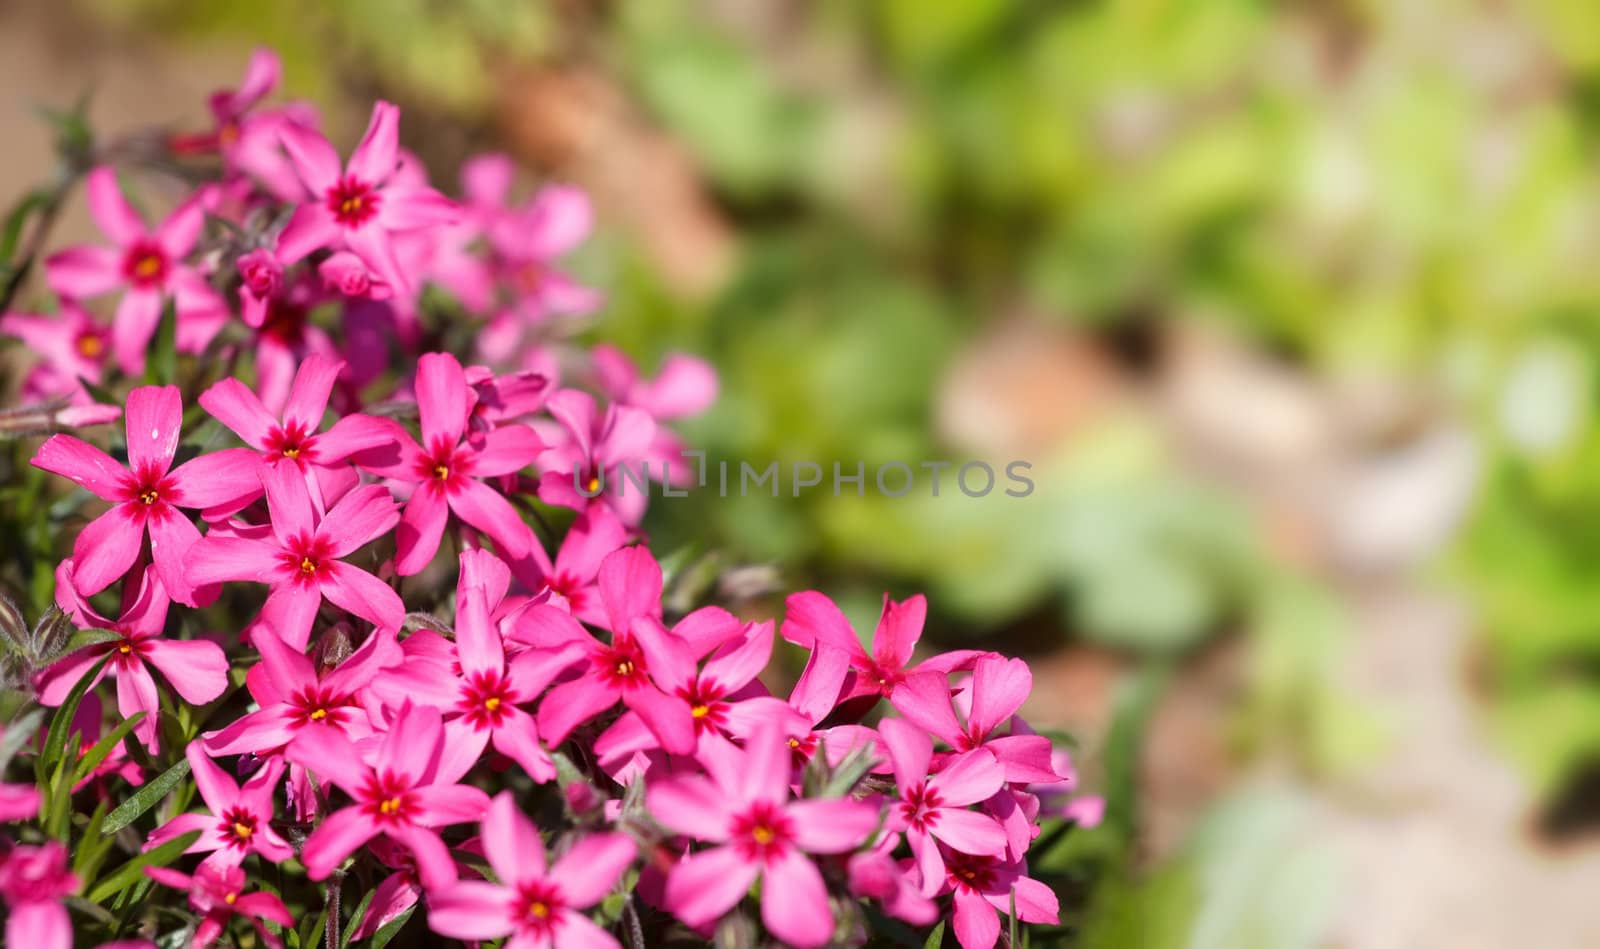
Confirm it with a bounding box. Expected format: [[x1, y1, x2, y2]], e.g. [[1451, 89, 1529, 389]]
[[5, 0, 1600, 945]]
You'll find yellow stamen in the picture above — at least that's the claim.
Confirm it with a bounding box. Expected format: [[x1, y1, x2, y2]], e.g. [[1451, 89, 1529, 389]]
[[433, 464, 450, 480], [528, 901, 549, 919], [378, 797, 402, 816], [282, 446, 300, 459], [751, 826, 775, 845], [614, 660, 635, 677], [139, 489, 159, 505], [299, 557, 317, 574], [787, 737, 800, 750], [484, 696, 501, 712], [233, 821, 254, 839], [224, 892, 237, 905], [132, 255, 162, 279], [77, 335, 103, 358], [586, 476, 601, 494], [308, 708, 328, 721], [117, 642, 133, 655], [691, 704, 709, 719]]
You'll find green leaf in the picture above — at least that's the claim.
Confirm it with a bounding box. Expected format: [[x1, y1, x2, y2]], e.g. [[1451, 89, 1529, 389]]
[[145, 297, 177, 385], [0, 708, 45, 772], [103, 756, 192, 834], [0, 189, 50, 263], [371, 903, 416, 949], [72, 799, 118, 881], [339, 886, 377, 949], [85, 830, 200, 902], [72, 711, 145, 785], [37, 653, 110, 788], [823, 740, 879, 798], [924, 920, 946, 948]]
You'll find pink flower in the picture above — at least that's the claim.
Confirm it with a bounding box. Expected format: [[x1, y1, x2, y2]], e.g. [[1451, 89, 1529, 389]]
[[32, 385, 261, 603], [201, 624, 396, 756], [894, 657, 1060, 785], [1031, 747, 1104, 829], [465, 364, 550, 432], [506, 503, 629, 629], [879, 718, 1008, 895], [145, 745, 291, 868], [432, 550, 581, 783], [35, 566, 227, 750], [187, 461, 404, 649], [276, 101, 457, 295], [0, 727, 42, 821], [145, 862, 293, 949], [319, 250, 392, 299], [348, 839, 423, 940], [172, 48, 306, 201], [428, 791, 634, 948], [590, 345, 717, 422], [235, 248, 283, 328], [43, 167, 227, 373], [0, 842, 78, 949], [649, 722, 879, 948], [286, 701, 491, 890], [0, 301, 111, 404], [847, 836, 938, 927], [198, 353, 398, 507], [527, 547, 699, 756], [935, 851, 1059, 949], [494, 185, 603, 323], [782, 592, 988, 710], [533, 389, 656, 524], [355, 352, 542, 575]]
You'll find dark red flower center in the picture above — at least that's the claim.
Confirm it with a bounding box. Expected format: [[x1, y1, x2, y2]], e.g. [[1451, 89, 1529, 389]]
[[327, 176, 380, 228], [75, 332, 105, 360], [944, 852, 999, 893], [457, 670, 514, 730], [899, 782, 944, 832], [219, 807, 258, 848], [594, 639, 648, 689], [282, 534, 335, 585], [122, 240, 168, 288], [677, 678, 728, 735], [288, 686, 352, 729], [124, 464, 177, 514], [510, 880, 565, 937], [264, 422, 316, 464], [862, 660, 904, 696], [731, 801, 795, 863], [415, 439, 472, 492], [359, 770, 418, 825]]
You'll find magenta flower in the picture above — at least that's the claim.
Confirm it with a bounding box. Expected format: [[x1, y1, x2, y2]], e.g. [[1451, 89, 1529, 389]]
[[1030, 747, 1105, 828], [0, 300, 111, 405], [781, 591, 987, 711], [32, 385, 261, 603], [506, 502, 629, 630], [494, 185, 603, 323], [847, 836, 938, 928], [235, 247, 283, 329], [878, 718, 1008, 895], [590, 344, 716, 485], [465, 364, 551, 432], [286, 701, 491, 890], [198, 353, 398, 506], [170, 48, 306, 202], [145, 863, 293, 949], [894, 657, 1060, 785], [43, 167, 227, 373], [0, 842, 78, 949], [934, 851, 1059, 949], [428, 791, 635, 948], [649, 722, 880, 948], [276, 101, 457, 295], [187, 461, 403, 649], [433, 550, 582, 784], [35, 566, 228, 750], [354, 352, 542, 575], [348, 839, 423, 941], [201, 624, 396, 756], [529, 547, 699, 756], [146, 745, 291, 868], [533, 389, 656, 524]]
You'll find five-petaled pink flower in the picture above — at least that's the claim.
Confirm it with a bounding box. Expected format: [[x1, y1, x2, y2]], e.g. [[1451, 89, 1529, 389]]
[[276, 101, 457, 295], [145, 862, 293, 949], [934, 850, 1059, 949], [355, 351, 542, 575], [0, 300, 112, 406], [649, 722, 880, 948], [428, 791, 635, 949], [146, 745, 292, 868], [187, 461, 404, 649], [878, 718, 1008, 896], [286, 701, 490, 890], [32, 385, 260, 604], [533, 389, 655, 524], [894, 656, 1061, 786], [35, 565, 228, 750], [43, 167, 227, 373], [0, 841, 78, 949]]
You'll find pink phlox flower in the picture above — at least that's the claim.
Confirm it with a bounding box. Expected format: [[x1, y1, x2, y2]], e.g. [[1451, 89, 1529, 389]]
[[879, 718, 1009, 896], [319, 250, 393, 300], [492, 184, 603, 323], [235, 247, 284, 329], [428, 791, 635, 948], [506, 503, 629, 630], [0, 841, 79, 949], [275, 101, 458, 296], [649, 721, 880, 949], [0, 300, 112, 405], [31, 384, 261, 603], [847, 834, 939, 927], [146, 745, 291, 867], [590, 344, 716, 486], [464, 364, 551, 433], [1030, 746, 1105, 829], [532, 388, 656, 524], [899, 657, 1060, 785], [35, 564, 227, 750], [352, 351, 542, 575], [171, 48, 308, 203], [144, 862, 293, 949], [43, 167, 228, 373], [285, 701, 491, 890], [186, 460, 404, 649], [935, 849, 1059, 949]]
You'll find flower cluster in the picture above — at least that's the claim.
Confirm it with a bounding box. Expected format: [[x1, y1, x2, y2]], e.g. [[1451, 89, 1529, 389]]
[[0, 49, 1099, 949]]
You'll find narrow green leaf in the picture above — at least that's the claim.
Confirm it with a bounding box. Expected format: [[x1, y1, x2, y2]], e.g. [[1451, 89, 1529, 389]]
[[0, 708, 45, 771], [339, 886, 377, 949], [145, 297, 177, 385], [103, 756, 191, 834], [371, 903, 416, 949], [72, 711, 145, 785], [85, 830, 200, 902], [924, 920, 947, 949], [72, 799, 116, 880], [37, 653, 110, 787], [0, 189, 50, 263]]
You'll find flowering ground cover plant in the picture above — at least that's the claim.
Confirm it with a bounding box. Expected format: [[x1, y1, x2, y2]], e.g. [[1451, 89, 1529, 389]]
[[0, 50, 1101, 949]]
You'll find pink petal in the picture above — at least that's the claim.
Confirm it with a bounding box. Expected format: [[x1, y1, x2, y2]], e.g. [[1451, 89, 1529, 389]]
[[701, 621, 774, 692], [740, 721, 793, 808], [299, 806, 378, 880], [143, 638, 230, 705], [347, 101, 400, 184], [169, 448, 263, 510], [788, 644, 852, 726], [285, 729, 369, 798], [235, 890, 295, 927], [427, 880, 512, 941], [5, 900, 71, 949], [86, 166, 148, 244], [553, 912, 621, 949], [388, 823, 458, 890], [68, 507, 144, 599], [647, 775, 732, 842], [321, 562, 404, 634], [321, 627, 400, 695], [931, 808, 1008, 857], [982, 734, 1060, 785], [523, 185, 592, 258], [593, 404, 654, 469], [448, 478, 533, 559], [379, 186, 459, 231], [239, 755, 287, 815], [1005, 874, 1060, 924], [377, 701, 444, 783], [621, 685, 695, 757], [34, 645, 111, 705], [259, 460, 316, 543], [465, 424, 543, 477], [111, 288, 165, 375], [664, 845, 759, 927], [488, 707, 556, 783], [116, 663, 161, 748], [275, 202, 339, 265], [453, 584, 502, 677], [145, 811, 215, 854], [350, 872, 421, 940], [199, 378, 275, 448], [551, 833, 635, 908], [953, 888, 1001, 949], [888, 673, 964, 747], [930, 749, 1005, 808], [186, 536, 282, 587], [147, 508, 205, 606], [415, 351, 470, 450], [544, 389, 596, 461], [125, 384, 183, 474], [462, 153, 513, 206], [760, 851, 833, 949], [410, 784, 490, 827], [872, 594, 925, 672], [319, 484, 399, 556], [781, 591, 865, 658], [536, 677, 618, 747], [968, 656, 1031, 739], [44, 245, 122, 298], [156, 194, 205, 258], [31, 434, 128, 500], [345, 224, 410, 296], [482, 790, 545, 885], [315, 413, 404, 464], [185, 742, 241, 812], [642, 353, 718, 419], [786, 798, 878, 854], [597, 547, 661, 635], [278, 122, 341, 197], [394, 486, 450, 576], [283, 353, 345, 433], [258, 585, 322, 652], [228, 48, 281, 113], [201, 705, 297, 756]]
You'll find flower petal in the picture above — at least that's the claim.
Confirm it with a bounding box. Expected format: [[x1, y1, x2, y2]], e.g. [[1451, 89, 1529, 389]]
[[482, 790, 545, 885], [31, 434, 128, 500], [199, 377, 275, 448], [786, 798, 878, 854], [299, 806, 378, 880], [86, 166, 147, 243], [551, 832, 635, 908], [664, 845, 759, 928], [427, 880, 512, 940], [125, 384, 183, 475], [45, 245, 122, 298], [760, 851, 833, 949], [144, 638, 230, 705], [394, 485, 449, 576]]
